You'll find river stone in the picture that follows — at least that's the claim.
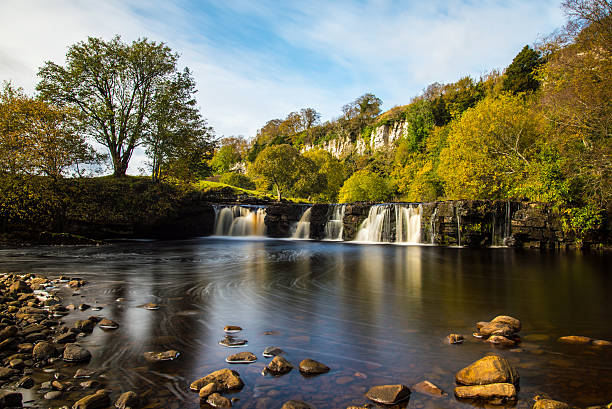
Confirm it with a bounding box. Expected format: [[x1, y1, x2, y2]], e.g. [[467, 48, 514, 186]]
[[533, 399, 571, 409], [80, 380, 101, 389], [0, 390, 22, 407], [0, 325, 18, 341], [299, 359, 330, 375], [487, 335, 516, 347], [144, 302, 159, 310], [0, 367, 17, 379], [224, 325, 242, 333], [412, 380, 445, 397], [479, 321, 515, 337], [72, 389, 110, 409], [199, 382, 221, 399], [74, 319, 95, 333], [558, 336, 592, 344], [33, 341, 56, 360], [98, 318, 119, 329], [454, 383, 517, 403], [143, 350, 180, 362], [55, 332, 77, 344], [17, 375, 35, 388], [226, 351, 257, 363], [115, 390, 139, 408], [9, 280, 31, 293], [366, 384, 411, 405], [281, 400, 315, 409], [74, 369, 95, 379], [219, 336, 248, 347], [592, 339, 612, 346], [63, 343, 92, 362], [266, 356, 293, 375], [190, 369, 244, 392], [447, 334, 464, 344], [490, 316, 521, 333], [263, 346, 283, 357], [45, 390, 62, 400], [207, 392, 232, 408], [455, 355, 519, 386]]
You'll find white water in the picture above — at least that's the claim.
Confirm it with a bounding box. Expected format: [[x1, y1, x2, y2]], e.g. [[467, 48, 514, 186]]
[[214, 206, 266, 236], [324, 204, 346, 240], [355, 205, 393, 242], [355, 204, 422, 244], [292, 207, 312, 239], [395, 204, 422, 244]]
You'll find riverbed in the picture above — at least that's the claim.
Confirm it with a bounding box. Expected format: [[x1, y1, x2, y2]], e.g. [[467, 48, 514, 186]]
[[0, 238, 611, 408]]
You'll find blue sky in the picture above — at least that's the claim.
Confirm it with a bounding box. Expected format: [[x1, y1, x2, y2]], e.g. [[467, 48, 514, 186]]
[[1, 0, 565, 144]]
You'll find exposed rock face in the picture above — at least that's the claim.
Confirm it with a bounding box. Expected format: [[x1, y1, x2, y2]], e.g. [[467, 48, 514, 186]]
[[369, 121, 407, 150], [342, 203, 371, 241], [455, 356, 519, 386], [454, 383, 517, 403], [299, 359, 330, 375], [533, 399, 571, 409], [265, 204, 308, 238], [190, 369, 244, 392], [365, 384, 411, 405]]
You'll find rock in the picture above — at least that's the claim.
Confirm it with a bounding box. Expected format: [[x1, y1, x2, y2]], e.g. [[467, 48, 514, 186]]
[[74, 369, 95, 379], [0, 325, 18, 341], [17, 343, 33, 352], [281, 401, 315, 409], [265, 356, 293, 375], [299, 359, 330, 375], [17, 375, 35, 388], [412, 380, 446, 397], [55, 332, 77, 344], [72, 389, 110, 409], [224, 325, 242, 333], [52, 380, 66, 390], [199, 382, 221, 399], [0, 366, 17, 379], [143, 303, 159, 310], [9, 280, 32, 293], [558, 336, 592, 345], [447, 334, 464, 344], [533, 399, 571, 409], [207, 392, 232, 408], [74, 320, 95, 333], [63, 343, 92, 362], [455, 355, 519, 386], [479, 321, 515, 337], [490, 316, 521, 333], [455, 383, 517, 403], [115, 391, 139, 409], [262, 346, 284, 357], [366, 384, 411, 405], [78, 303, 91, 311], [190, 369, 244, 392], [80, 380, 101, 389], [143, 350, 180, 362], [9, 358, 24, 369], [226, 351, 257, 363], [487, 335, 516, 347], [219, 336, 248, 347], [593, 339, 612, 347], [0, 390, 22, 407], [98, 318, 119, 329], [45, 390, 63, 400]]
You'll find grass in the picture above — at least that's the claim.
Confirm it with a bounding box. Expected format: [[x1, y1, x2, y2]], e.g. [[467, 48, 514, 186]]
[[193, 180, 310, 203]]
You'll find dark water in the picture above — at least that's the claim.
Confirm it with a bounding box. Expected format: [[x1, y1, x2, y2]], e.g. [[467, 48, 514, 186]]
[[1, 238, 611, 408]]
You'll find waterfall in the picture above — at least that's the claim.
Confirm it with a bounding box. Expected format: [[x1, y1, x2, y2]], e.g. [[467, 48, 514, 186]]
[[292, 207, 312, 239], [324, 204, 346, 240], [355, 205, 393, 242], [395, 204, 422, 244], [213, 206, 266, 236], [457, 214, 462, 246], [430, 206, 438, 245]]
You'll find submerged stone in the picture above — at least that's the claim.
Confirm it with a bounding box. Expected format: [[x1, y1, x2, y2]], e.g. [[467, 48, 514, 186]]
[[190, 369, 244, 392], [299, 359, 330, 375], [143, 350, 180, 362], [207, 392, 232, 408], [366, 384, 411, 405], [447, 334, 464, 344], [115, 391, 139, 409], [281, 401, 315, 409], [72, 389, 110, 409], [226, 351, 257, 363], [219, 336, 248, 348], [533, 399, 571, 409], [63, 343, 92, 363], [412, 380, 445, 397], [265, 356, 293, 375], [558, 336, 592, 345]]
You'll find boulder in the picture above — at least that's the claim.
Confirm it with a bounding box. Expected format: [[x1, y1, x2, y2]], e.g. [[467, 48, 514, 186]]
[[455, 383, 517, 404], [74, 320, 95, 333], [412, 380, 445, 397], [262, 346, 284, 357], [558, 336, 592, 345], [281, 401, 315, 409], [455, 355, 519, 386], [479, 321, 515, 337], [98, 319, 119, 329], [33, 341, 56, 360], [447, 334, 464, 344], [115, 391, 139, 409], [9, 280, 32, 293], [490, 316, 521, 332], [207, 392, 232, 408], [533, 399, 571, 409], [72, 389, 110, 409], [299, 359, 330, 375], [190, 369, 244, 392], [63, 343, 92, 363], [266, 356, 293, 375], [226, 351, 257, 363], [365, 384, 411, 405], [199, 382, 221, 400], [0, 325, 18, 341]]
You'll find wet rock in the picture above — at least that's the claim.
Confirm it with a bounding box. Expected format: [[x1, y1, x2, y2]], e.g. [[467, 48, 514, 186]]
[[558, 336, 592, 345], [0, 325, 18, 341], [207, 392, 232, 408], [143, 350, 180, 362], [454, 383, 517, 404], [533, 399, 571, 409], [281, 401, 315, 409], [9, 358, 24, 369], [219, 336, 248, 347], [80, 380, 101, 389], [226, 351, 257, 363], [265, 356, 293, 375], [52, 380, 65, 390], [479, 321, 515, 337], [455, 355, 519, 386], [17, 375, 35, 388], [199, 382, 221, 399], [115, 390, 139, 408], [98, 318, 119, 330], [224, 325, 242, 333], [366, 384, 411, 405], [74, 320, 95, 333], [17, 343, 33, 353], [0, 366, 17, 379], [78, 303, 90, 311], [299, 359, 330, 375], [190, 369, 244, 392], [592, 339, 612, 347], [490, 316, 521, 332], [45, 390, 62, 400], [0, 390, 22, 407], [143, 303, 159, 310], [412, 381, 445, 397], [72, 389, 110, 409], [487, 335, 516, 347], [55, 332, 77, 344], [74, 369, 95, 378], [9, 280, 32, 293], [262, 346, 283, 357], [447, 334, 464, 344], [63, 343, 92, 363], [68, 279, 85, 288]]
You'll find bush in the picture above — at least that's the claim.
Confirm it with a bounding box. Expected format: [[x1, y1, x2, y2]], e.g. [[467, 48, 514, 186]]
[[338, 170, 392, 202]]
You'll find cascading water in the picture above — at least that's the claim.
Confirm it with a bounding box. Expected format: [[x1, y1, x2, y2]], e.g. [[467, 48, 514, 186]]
[[324, 204, 346, 240], [292, 207, 312, 239], [213, 205, 266, 236], [355, 205, 393, 242], [395, 204, 422, 244]]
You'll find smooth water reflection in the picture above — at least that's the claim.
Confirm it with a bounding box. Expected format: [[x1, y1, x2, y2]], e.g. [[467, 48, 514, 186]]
[[0, 239, 611, 408]]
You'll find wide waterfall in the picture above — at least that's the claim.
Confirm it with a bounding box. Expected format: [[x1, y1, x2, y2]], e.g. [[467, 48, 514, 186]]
[[214, 205, 266, 236], [324, 204, 346, 240], [292, 207, 312, 239], [355, 204, 422, 244]]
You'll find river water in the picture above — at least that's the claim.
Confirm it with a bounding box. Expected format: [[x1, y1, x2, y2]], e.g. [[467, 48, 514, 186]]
[[1, 238, 611, 408]]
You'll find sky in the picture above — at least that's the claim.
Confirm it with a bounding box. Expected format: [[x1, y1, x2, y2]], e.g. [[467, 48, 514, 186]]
[[0, 0, 565, 170]]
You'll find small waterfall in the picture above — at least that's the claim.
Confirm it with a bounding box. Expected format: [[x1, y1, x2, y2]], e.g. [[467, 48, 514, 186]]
[[292, 207, 312, 239], [355, 204, 393, 242], [457, 214, 462, 246], [430, 206, 438, 245], [395, 204, 422, 244], [214, 205, 266, 236], [324, 204, 346, 240]]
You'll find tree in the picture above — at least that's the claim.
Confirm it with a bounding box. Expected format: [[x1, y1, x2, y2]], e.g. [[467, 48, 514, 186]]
[[37, 35, 182, 177], [402, 99, 435, 152], [303, 149, 347, 202], [338, 170, 392, 202], [0, 82, 99, 179], [502, 45, 543, 94], [210, 145, 242, 174]]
